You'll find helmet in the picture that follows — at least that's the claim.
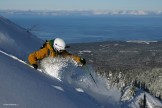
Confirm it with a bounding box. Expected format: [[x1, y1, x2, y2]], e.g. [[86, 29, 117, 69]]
[[53, 38, 66, 52]]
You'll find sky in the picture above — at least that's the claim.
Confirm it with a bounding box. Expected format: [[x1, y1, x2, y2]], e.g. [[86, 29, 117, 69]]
[[0, 0, 162, 11]]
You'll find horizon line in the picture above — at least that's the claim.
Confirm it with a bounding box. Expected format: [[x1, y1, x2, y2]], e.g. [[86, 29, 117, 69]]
[[0, 9, 162, 12]]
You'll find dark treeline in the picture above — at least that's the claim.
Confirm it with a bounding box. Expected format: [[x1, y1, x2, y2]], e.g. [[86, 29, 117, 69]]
[[69, 41, 162, 99]]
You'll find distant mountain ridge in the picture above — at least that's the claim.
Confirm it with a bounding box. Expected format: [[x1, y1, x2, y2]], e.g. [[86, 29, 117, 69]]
[[0, 10, 162, 16]]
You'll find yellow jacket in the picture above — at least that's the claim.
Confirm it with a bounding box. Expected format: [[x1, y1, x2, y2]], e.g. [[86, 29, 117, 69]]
[[28, 40, 82, 65]]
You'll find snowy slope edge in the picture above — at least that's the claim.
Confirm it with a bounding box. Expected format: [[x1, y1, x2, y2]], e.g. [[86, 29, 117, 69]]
[[0, 16, 43, 60]]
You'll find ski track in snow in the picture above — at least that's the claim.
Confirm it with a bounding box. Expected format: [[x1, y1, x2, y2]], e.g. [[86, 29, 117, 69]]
[[52, 85, 65, 92], [75, 88, 84, 93]]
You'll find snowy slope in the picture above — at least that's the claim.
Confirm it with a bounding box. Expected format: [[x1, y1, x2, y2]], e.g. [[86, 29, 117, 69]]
[[0, 16, 43, 60], [121, 86, 162, 108], [0, 51, 100, 108], [0, 16, 101, 108]]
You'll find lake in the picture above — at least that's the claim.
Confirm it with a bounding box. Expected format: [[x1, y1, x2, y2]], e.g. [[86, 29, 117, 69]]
[[4, 15, 162, 43]]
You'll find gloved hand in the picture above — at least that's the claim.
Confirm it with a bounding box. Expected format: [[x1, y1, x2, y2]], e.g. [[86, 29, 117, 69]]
[[32, 64, 38, 70], [80, 58, 86, 66]]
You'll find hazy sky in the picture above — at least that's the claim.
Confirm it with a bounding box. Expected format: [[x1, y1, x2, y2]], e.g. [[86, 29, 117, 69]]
[[0, 0, 162, 11]]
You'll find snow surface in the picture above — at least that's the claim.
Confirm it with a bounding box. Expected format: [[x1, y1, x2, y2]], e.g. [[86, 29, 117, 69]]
[[0, 51, 102, 108], [121, 86, 162, 108], [0, 15, 162, 108], [0, 16, 43, 60]]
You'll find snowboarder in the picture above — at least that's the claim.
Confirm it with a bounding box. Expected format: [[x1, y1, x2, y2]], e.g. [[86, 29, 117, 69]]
[[28, 38, 86, 70]]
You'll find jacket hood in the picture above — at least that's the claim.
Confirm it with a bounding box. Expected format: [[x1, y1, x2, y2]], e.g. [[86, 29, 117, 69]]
[[49, 40, 54, 49]]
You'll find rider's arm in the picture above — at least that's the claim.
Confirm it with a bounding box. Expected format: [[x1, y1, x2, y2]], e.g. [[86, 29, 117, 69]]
[[28, 47, 48, 65], [62, 50, 86, 65]]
